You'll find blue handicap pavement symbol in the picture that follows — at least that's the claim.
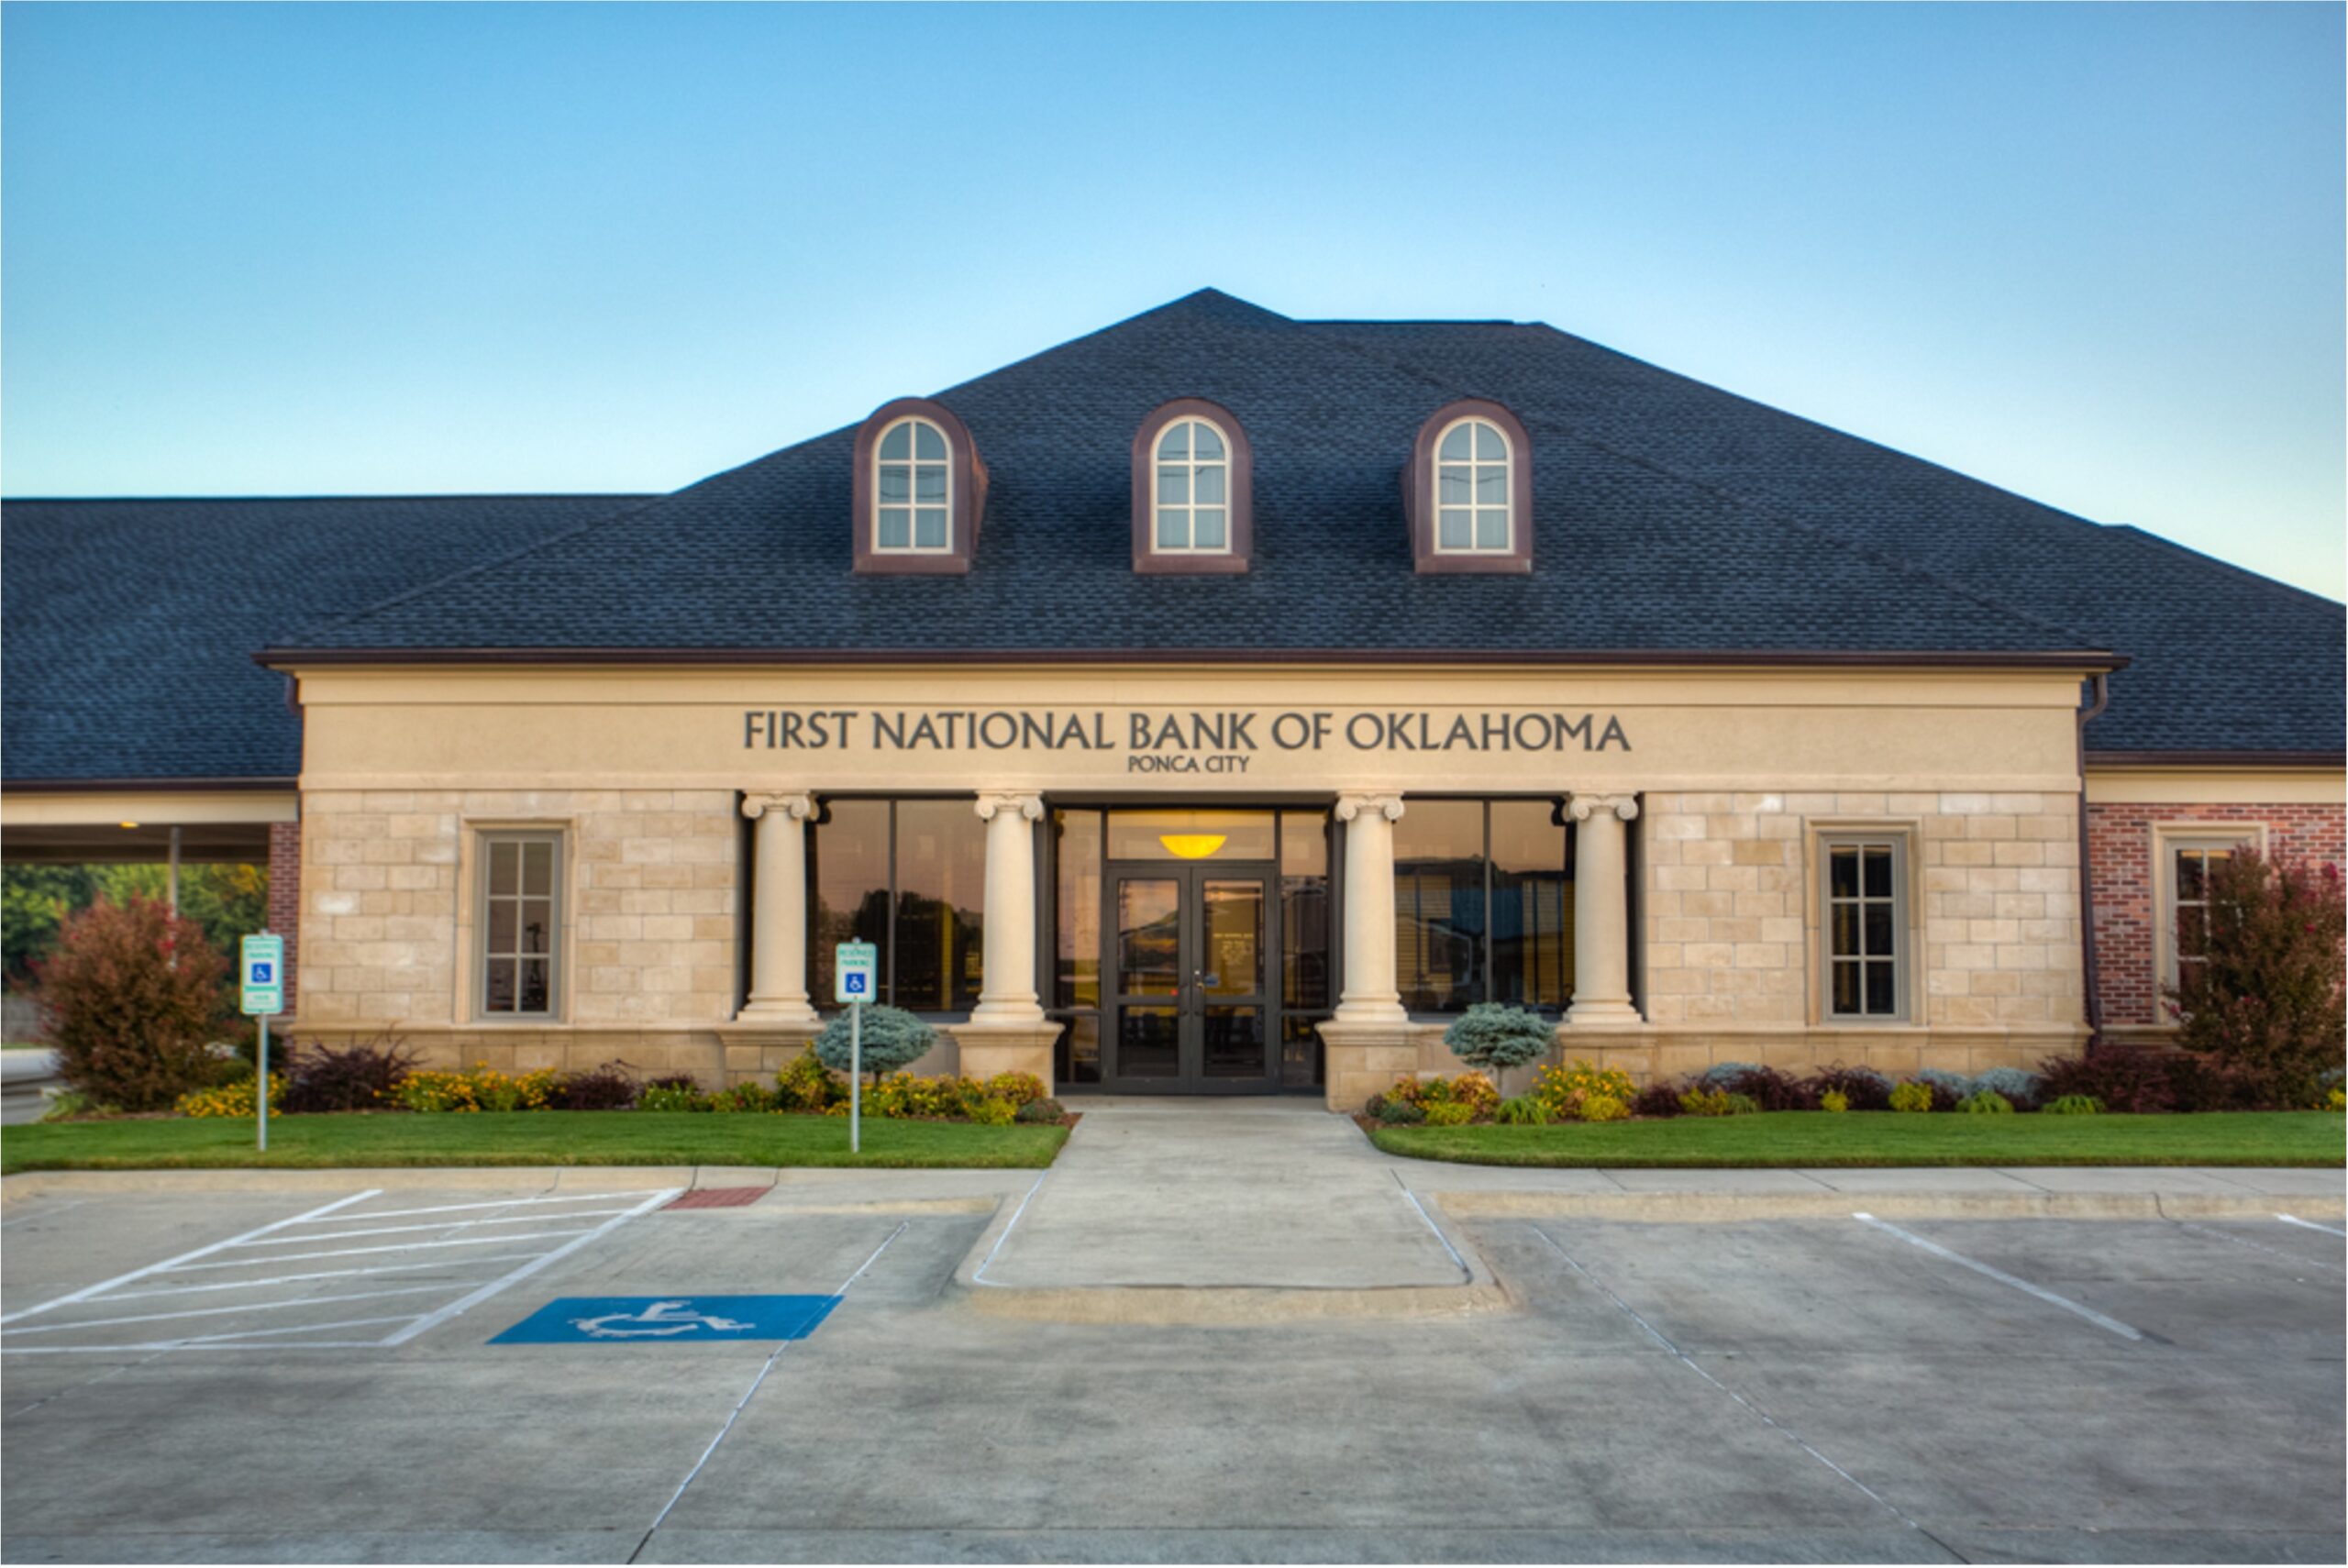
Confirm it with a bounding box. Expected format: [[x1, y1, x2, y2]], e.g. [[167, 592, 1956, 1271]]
[[490, 1295, 840, 1345]]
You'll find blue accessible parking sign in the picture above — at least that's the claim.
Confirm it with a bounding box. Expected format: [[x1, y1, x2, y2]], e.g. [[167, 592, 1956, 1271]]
[[489, 1295, 840, 1345]]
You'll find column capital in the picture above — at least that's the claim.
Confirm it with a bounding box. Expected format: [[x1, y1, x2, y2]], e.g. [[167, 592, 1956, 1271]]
[[1567, 792, 1640, 823], [1334, 791, 1406, 823], [974, 790, 1045, 823], [741, 791, 815, 823]]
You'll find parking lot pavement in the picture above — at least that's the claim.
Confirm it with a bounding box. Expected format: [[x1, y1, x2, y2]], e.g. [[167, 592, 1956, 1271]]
[[2, 1186, 2341, 1563]]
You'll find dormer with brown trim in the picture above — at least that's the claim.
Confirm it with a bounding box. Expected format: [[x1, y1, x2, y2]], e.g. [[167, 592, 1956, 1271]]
[[852, 397, 987, 575], [1402, 399, 1533, 575], [1132, 398, 1252, 574]]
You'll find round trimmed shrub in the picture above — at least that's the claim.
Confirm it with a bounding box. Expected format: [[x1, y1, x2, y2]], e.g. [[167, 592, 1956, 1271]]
[[813, 1004, 936, 1080], [1443, 1002, 1554, 1078], [1956, 1090, 2014, 1115], [1580, 1093, 1629, 1122], [1819, 1088, 1850, 1114], [1013, 1096, 1065, 1124], [1888, 1080, 1935, 1113], [2042, 1093, 2104, 1116]]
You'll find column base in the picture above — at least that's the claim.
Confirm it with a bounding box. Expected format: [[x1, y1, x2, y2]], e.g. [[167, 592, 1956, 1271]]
[[946, 1019, 1062, 1097], [1318, 1017, 1420, 1113], [714, 1011, 824, 1088], [1564, 1000, 1645, 1029]]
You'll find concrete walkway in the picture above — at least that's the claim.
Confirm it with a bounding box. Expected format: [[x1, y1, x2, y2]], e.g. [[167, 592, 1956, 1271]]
[[974, 1096, 1468, 1289]]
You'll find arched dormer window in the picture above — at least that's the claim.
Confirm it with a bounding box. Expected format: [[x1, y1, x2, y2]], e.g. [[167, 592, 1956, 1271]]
[[1403, 399, 1533, 574], [1132, 398, 1251, 574], [852, 397, 985, 575]]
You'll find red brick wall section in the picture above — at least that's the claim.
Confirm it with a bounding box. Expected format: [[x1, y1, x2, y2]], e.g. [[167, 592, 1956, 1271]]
[[2087, 801, 2345, 1027], [267, 820, 301, 1013]]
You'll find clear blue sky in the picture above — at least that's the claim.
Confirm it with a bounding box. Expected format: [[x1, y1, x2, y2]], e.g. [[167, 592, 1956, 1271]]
[[6, 2, 2341, 597]]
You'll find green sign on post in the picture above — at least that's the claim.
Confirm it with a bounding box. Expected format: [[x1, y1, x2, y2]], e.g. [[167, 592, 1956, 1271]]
[[239, 933, 283, 1151]]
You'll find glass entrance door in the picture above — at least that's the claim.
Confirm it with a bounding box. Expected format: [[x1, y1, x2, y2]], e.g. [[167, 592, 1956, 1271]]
[[1106, 863, 1276, 1091]]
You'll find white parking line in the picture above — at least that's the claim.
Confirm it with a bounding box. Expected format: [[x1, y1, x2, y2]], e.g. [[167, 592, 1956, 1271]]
[[0, 1190, 381, 1327], [163, 1230, 615, 1270], [1, 1284, 479, 1337], [94, 1254, 548, 1302], [382, 1187, 680, 1346], [228, 1210, 636, 1247], [0, 1316, 423, 1355], [1853, 1212, 2143, 1342], [2277, 1213, 2347, 1239], [338, 1191, 669, 1222]]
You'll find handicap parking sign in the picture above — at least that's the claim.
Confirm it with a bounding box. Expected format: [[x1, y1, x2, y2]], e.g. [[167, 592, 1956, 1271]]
[[834, 940, 878, 1006], [490, 1295, 840, 1345]]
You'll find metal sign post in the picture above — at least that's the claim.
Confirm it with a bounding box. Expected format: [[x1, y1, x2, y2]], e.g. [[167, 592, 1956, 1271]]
[[238, 933, 285, 1152], [834, 941, 878, 1155]]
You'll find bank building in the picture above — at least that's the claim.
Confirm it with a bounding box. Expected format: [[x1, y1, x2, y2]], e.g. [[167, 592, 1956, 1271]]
[[6, 289, 2342, 1109]]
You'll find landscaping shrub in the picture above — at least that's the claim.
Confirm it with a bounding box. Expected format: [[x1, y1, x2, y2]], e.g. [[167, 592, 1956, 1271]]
[[1013, 1097, 1066, 1124], [1819, 1089, 1850, 1114], [1383, 1073, 1500, 1119], [1706, 1064, 1817, 1111], [1888, 1080, 1935, 1113], [2042, 1094, 2103, 1116], [774, 1048, 846, 1112], [1495, 1094, 1554, 1126], [1443, 1001, 1554, 1080], [638, 1075, 708, 1112], [2330, 1088, 2346, 1113], [980, 1072, 1049, 1108], [863, 1074, 976, 1120], [967, 1095, 1017, 1126], [1376, 1097, 1427, 1126], [545, 1061, 638, 1112], [1580, 1093, 1629, 1122], [1805, 1064, 1893, 1112], [708, 1082, 776, 1113], [282, 1034, 421, 1113], [1631, 1080, 1686, 1119], [1678, 1088, 1757, 1117], [813, 1005, 936, 1080], [38, 1089, 115, 1122], [36, 896, 235, 1112], [385, 1064, 559, 1113], [177, 1073, 285, 1120], [1532, 1060, 1637, 1120], [1967, 1066, 2045, 1111], [2163, 1050, 2270, 1113], [1957, 1090, 2014, 1115], [1423, 1101, 1478, 1126], [1914, 1068, 1973, 1109], [1700, 1061, 1761, 1088], [2165, 850, 2346, 1110], [2040, 1049, 2176, 1114]]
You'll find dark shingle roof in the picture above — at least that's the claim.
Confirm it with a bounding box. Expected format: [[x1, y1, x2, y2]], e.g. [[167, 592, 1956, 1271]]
[[1310, 316, 2344, 756], [3, 494, 645, 782], [9, 289, 2337, 786], [282, 291, 2106, 664]]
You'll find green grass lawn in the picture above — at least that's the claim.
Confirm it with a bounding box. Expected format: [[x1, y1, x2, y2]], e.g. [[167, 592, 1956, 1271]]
[[1371, 1110, 2345, 1167], [0, 1110, 1067, 1175]]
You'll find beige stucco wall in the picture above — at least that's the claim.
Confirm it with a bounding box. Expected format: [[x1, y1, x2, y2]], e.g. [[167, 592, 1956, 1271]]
[[282, 660, 2098, 1089]]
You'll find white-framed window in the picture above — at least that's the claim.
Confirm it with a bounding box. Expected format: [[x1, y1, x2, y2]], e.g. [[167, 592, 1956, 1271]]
[[477, 831, 562, 1018], [874, 417, 952, 553], [2156, 826, 2261, 992], [1152, 417, 1231, 553], [1434, 417, 1512, 553], [1822, 834, 1906, 1020]]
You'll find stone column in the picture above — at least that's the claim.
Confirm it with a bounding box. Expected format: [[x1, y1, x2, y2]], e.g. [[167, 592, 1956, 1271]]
[[955, 790, 1059, 1090], [1320, 791, 1414, 1111], [734, 791, 819, 1031], [1333, 793, 1408, 1024], [1566, 792, 1644, 1028]]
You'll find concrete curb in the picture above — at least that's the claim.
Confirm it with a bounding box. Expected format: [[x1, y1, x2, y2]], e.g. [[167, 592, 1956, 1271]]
[[944, 1188, 1515, 1325], [2, 1165, 724, 1201], [1434, 1189, 2348, 1222]]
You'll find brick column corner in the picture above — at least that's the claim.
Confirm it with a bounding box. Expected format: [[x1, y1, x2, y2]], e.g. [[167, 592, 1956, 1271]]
[[267, 819, 302, 1013]]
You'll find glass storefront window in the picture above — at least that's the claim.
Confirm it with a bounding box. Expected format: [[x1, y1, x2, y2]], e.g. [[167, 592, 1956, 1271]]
[[1104, 809, 1277, 861], [807, 798, 984, 1014], [1395, 799, 1574, 1015]]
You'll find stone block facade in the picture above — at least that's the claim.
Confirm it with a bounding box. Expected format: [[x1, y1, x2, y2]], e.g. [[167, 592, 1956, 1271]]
[[294, 788, 745, 1084], [2086, 800, 2346, 1029]]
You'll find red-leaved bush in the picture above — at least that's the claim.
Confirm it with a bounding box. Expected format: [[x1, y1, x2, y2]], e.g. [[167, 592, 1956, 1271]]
[[2164, 850, 2346, 1108], [35, 897, 233, 1111]]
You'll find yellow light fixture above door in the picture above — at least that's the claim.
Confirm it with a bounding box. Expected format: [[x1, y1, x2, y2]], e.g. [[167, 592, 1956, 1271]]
[[1158, 834, 1227, 860]]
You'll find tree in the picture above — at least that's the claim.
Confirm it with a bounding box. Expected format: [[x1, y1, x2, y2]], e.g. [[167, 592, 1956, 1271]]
[[813, 1004, 936, 1082], [2164, 848, 2346, 1108], [1443, 1001, 1555, 1083], [36, 896, 235, 1111]]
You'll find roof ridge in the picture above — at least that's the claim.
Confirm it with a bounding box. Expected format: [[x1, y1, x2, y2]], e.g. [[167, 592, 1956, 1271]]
[[2109, 525, 2345, 613], [1305, 323, 2113, 655]]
